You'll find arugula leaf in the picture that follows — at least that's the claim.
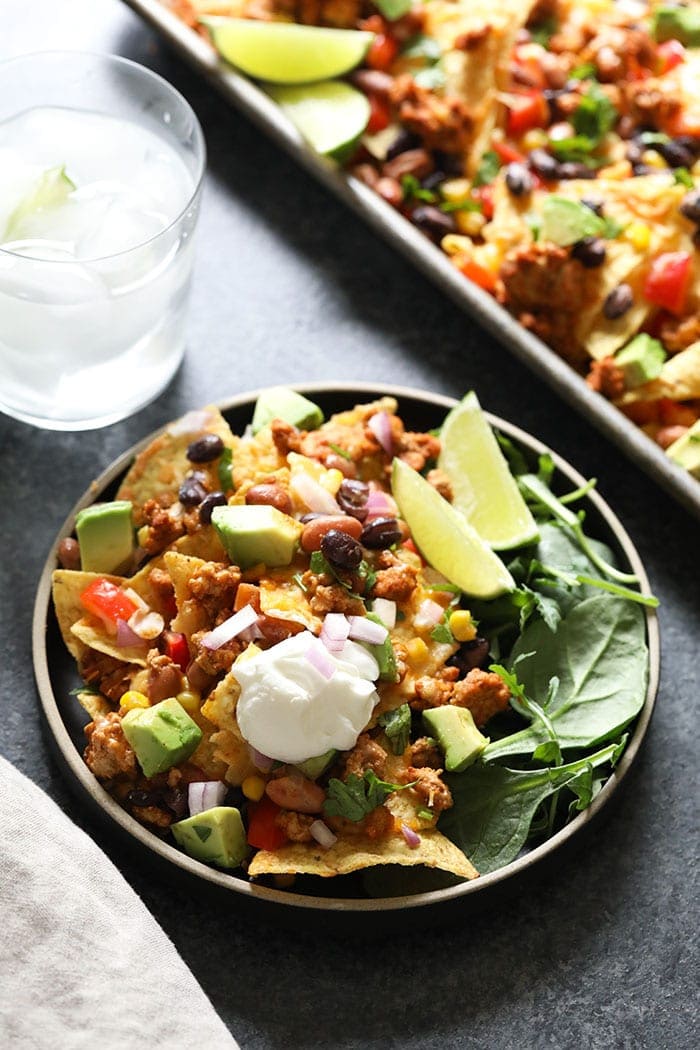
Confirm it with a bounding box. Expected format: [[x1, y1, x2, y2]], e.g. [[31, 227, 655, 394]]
[[323, 770, 405, 822], [491, 662, 563, 766], [440, 741, 621, 874], [473, 150, 501, 187], [378, 703, 412, 755], [482, 594, 648, 760]]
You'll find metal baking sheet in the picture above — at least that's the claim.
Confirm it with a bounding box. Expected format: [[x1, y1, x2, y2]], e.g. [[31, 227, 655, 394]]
[[123, 0, 700, 520]]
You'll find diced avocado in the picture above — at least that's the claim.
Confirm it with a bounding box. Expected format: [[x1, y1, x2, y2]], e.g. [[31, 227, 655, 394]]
[[121, 698, 202, 778], [75, 500, 134, 574], [615, 334, 666, 389], [171, 806, 248, 868], [251, 387, 324, 435], [422, 706, 488, 773], [666, 420, 700, 478], [294, 749, 337, 780], [540, 197, 606, 247], [365, 612, 398, 682], [211, 504, 302, 568], [652, 6, 700, 46]]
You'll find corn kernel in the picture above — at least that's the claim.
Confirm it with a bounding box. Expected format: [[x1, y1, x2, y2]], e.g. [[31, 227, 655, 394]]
[[455, 209, 486, 237], [175, 689, 200, 714], [474, 243, 502, 275], [406, 637, 429, 665], [624, 221, 651, 252], [440, 177, 471, 203], [120, 690, 150, 711], [320, 468, 344, 495], [442, 233, 473, 257], [449, 610, 477, 643], [521, 128, 549, 152], [242, 775, 267, 802], [641, 149, 666, 169]]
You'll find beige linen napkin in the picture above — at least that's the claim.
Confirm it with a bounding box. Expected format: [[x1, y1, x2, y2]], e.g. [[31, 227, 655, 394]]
[[0, 756, 239, 1050]]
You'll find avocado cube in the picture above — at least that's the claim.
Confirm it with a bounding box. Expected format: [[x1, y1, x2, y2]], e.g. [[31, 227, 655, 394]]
[[251, 387, 324, 435], [294, 749, 337, 780], [615, 334, 666, 390], [75, 500, 134, 574], [121, 699, 202, 778], [666, 420, 700, 479], [652, 6, 700, 46], [422, 706, 488, 773], [211, 504, 302, 568], [172, 806, 248, 868]]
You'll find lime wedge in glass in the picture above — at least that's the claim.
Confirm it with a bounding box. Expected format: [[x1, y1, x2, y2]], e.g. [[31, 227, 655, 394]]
[[3, 165, 75, 242], [392, 458, 515, 599], [265, 81, 370, 162], [438, 392, 539, 551], [202, 17, 374, 84]]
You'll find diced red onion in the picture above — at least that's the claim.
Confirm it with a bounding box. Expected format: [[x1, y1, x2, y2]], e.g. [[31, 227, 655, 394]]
[[169, 409, 214, 436], [201, 604, 258, 650], [347, 615, 388, 645], [248, 745, 274, 773], [401, 823, 421, 849], [365, 487, 398, 519], [320, 613, 350, 653], [188, 780, 227, 816], [368, 411, 394, 456], [371, 598, 396, 630], [238, 621, 263, 644], [127, 608, 165, 640], [310, 820, 338, 850], [413, 599, 445, 630], [305, 640, 336, 680], [289, 472, 339, 514], [115, 618, 148, 649]]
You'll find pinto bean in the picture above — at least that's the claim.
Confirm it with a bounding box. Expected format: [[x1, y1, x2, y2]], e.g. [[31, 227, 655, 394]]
[[324, 452, 357, 478], [300, 514, 363, 553], [245, 483, 292, 515], [57, 537, 81, 570], [265, 773, 326, 814], [148, 662, 183, 703]]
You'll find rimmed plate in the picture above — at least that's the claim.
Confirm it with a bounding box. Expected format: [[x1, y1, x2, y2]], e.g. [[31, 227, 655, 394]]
[[33, 383, 659, 923]]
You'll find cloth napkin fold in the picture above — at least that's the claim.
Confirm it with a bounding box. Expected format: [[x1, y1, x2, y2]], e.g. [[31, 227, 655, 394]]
[[0, 755, 239, 1050]]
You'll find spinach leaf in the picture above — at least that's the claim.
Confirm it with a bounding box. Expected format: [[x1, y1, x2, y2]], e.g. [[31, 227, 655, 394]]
[[482, 595, 648, 761], [439, 741, 620, 874]]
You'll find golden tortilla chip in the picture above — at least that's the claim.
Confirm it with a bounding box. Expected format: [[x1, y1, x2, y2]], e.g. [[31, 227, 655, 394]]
[[74, 689, 113, 721], [164, 551, 211, 641], [621, 341, 700, 403], [116, 405, 236, 524], [200, 663, 258, 784], [52, 569, 125, 661]]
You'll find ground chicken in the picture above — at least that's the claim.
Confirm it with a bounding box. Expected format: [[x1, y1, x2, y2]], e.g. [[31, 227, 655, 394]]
[[390, 75, 475, 155], [275, 811, 315, 844], [396, 430, 442, 473], [79, 650, 136, 704], [131, 805, 172, 829], [451, 668, 511, 727], [326, 806, 394, 840], [400, 766, 453, 813], [188, 561, 242, 621], [371, 550, 418, 602], [147, 566, 175, 609], [270, 418, 302, 457], [661, 313, 700, 354], [586, 357, 626, 400], [411, 675, 454, 712], [191, 631, 245, 676], [408, 737, 443, 769], [344, 734, 388, 779], [309, 584, 366, 617], [140, 498, 186, 556], [84, 712, 136, 780]]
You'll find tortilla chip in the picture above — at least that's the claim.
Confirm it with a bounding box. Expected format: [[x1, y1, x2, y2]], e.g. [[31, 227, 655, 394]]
[[116, 406, 236, 525], [189, 711, 229, 781], [74, 689, 113, 721], [621, 341, 700, 403], [164, 552, 211, 641], [199, 665, 258, 784], [52, 569, 125, 661], [259, 569, 321, 633]]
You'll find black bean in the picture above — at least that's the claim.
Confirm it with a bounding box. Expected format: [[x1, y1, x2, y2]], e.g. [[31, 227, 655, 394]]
[[186, 433, 224, 463], [571, 237, 607, 268], [558, 161, 597, 180], [674, 136, 700, 159], [411, 205, 456, 242], [336, 479, 369, 521], [127, 789, 160, 808], [447, 637, 491, 675], [320, 529, 363, 570], [361, 516, 403, 549], [625, 141, 644, 165], [603, 284, 634, 320], [386, 128, 420, 161], [581, 197, 604, 216], [163, 787, 188, 819], [679, 190, 700, 224], [179, 475, 208, 506], [505, 162, 533, 196], [199, 490, 227, 524], [529, 148, 559, 180], [422, 170, 447, 192], [658, 140, 694, 170]]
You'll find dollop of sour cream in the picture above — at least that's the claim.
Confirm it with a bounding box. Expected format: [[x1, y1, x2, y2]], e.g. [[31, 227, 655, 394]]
[[233, 631, 380, 764]]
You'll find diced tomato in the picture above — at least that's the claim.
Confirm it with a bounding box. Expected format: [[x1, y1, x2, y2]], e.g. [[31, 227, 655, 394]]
[[80, 578, 139, 630], [401, 537, 421, 557], [643, 252, 692, 315], [365, 33, 399, 72], [457, 258, 498, 292], [366, 93, 392, 134], [620, 401, 660, 426], [666, 109, 700, 137], [247, 796, 287, 851], [359, 14, 386, 34], [471, 185, 494, 220], [656, 39, 686, 75], [163, 630, 190, 673], [505, 92, 549, 137], [493, 141, 526, 165], [658, 398, 698, 427]]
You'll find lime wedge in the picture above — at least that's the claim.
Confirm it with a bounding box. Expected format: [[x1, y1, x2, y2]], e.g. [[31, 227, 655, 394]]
[[4, 165, 75, 242], [202, 17, 374, 84], [392, 458, 515, 599], [438, 392, 539, 551], [265, 81, 370, 162]]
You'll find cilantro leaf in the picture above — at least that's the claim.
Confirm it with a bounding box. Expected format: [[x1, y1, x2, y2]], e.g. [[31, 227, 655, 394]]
[[430, 620, 455, 644], [572, 83, 618, 143], [473, 150, 501, 187], [323, 770, 405, 822], [378, 703, 412, 755], [402, 174, 437, 204]]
